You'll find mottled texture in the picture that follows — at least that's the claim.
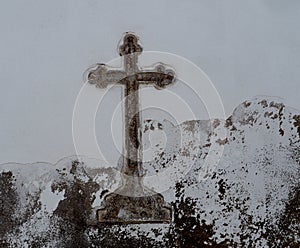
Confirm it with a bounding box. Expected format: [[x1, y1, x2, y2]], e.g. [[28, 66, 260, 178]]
[[0, 97, 299, 247]]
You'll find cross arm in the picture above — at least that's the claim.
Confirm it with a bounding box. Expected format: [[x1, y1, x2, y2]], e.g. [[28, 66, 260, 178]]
[[87, 63, 175, 89], [87, 63, 127, 88], [136, 63, 175, 89], [133, 71, 175, 89]]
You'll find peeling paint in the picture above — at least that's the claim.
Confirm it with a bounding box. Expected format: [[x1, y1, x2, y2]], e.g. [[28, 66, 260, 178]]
[[0, 97, 299, 247]]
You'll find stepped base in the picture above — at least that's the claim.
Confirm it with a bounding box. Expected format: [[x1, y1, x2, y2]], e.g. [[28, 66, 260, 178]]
[[97, 191, 172, 224]]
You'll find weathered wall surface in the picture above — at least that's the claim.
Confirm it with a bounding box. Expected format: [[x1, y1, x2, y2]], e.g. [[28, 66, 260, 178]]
[[0, 97, 299, 247]]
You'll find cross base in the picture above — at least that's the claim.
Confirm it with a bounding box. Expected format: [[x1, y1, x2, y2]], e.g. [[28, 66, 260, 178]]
[[97, 189, 172, 224]]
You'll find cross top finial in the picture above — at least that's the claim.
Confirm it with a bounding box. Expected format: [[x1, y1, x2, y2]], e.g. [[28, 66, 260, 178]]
[[119, 32, 143, 56]]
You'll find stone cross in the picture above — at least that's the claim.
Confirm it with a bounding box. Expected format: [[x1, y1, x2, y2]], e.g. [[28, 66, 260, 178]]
[[87, 32, 175, 223]]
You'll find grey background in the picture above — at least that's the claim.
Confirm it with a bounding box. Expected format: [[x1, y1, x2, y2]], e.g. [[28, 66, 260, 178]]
[[0, 0, 299, 164]]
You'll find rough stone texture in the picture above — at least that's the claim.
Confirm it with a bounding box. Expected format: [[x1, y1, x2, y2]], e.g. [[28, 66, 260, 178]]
[[0, 97, 299, 247]]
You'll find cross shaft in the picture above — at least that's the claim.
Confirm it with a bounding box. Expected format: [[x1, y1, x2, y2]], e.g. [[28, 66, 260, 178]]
[[88, 34, 175, 177]]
